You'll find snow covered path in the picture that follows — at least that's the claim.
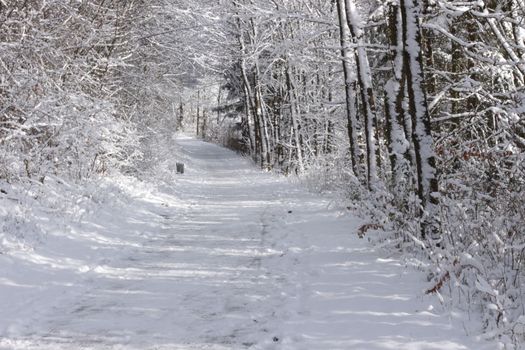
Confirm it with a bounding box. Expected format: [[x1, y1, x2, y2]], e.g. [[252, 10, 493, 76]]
[[1, 136, 491, 349]]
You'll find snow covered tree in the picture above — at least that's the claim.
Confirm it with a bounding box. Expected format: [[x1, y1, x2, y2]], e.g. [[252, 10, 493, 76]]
[[399, 0, 440, 239]]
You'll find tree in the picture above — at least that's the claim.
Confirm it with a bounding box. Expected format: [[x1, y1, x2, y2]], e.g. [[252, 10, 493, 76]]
[[399, 0, 440, 239], [336, 0, 361, 178]]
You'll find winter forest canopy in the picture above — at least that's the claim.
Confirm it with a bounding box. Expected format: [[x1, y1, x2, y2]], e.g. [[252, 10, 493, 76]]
[[1, 0, 524, 346]]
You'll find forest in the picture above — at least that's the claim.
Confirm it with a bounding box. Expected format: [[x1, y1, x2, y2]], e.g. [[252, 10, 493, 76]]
[[1, 0, 524, 347]]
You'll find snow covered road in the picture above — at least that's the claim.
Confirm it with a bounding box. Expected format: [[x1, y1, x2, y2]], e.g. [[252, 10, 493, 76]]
[[0, 136, 492, 349]]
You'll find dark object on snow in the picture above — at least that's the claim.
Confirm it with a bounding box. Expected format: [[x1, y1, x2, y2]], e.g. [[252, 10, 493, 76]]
[[0, 189, 6, 194], [287, 210, 292, 214], [273, 337, 279, 342], [176, 163, 185, 174]]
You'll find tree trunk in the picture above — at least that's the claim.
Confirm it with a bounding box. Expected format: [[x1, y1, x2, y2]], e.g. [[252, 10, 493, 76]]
[[385, 4, 411, 186], [400, 0, 440, 240], [343, 0, 378, 189], [336, 0, 360, 178], [196, 90, 201, 137], [285, 63, 305, 173]]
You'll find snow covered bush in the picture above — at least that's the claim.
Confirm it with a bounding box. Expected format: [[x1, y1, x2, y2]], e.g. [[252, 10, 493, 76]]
[[0, 1, 142, 182]]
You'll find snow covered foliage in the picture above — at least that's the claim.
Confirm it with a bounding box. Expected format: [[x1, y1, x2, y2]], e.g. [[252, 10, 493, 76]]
[[1, 0, 524, 347], [0, 0, 195, 182], [1, 1, 139, 181]]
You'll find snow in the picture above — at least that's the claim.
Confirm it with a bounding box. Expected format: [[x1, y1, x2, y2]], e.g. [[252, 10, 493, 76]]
[[0, 135, 495, 349]]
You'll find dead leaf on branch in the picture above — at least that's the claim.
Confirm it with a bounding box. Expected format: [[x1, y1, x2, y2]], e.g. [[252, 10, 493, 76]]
[[357, 223, 384, 238]]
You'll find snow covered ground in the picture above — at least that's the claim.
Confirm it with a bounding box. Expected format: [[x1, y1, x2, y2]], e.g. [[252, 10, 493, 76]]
[[0, 135, 496, 349]]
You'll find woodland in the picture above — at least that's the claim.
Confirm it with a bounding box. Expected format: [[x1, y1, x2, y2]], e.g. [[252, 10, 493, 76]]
[[1, 0, 524, 346]]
